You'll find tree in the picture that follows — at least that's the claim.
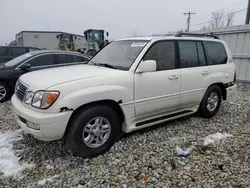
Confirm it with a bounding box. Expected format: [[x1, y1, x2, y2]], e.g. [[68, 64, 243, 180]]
[[226, 11, 235, 27], [200, 25, 210, 32], [210, 10, 234, 28]]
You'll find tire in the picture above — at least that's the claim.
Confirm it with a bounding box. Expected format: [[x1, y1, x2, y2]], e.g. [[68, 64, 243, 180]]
[[199, 85, 222, 118], [0, 81, 11, 103], [65, 105, 121, 158]]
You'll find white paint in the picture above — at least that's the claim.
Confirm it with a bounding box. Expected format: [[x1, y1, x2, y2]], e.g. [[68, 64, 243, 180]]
[[0, 130, 34, 177], [204, 133, 233, 146], [37, 175, 59, 186]]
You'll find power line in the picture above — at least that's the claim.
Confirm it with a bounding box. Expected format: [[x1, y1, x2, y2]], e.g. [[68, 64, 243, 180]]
[[191, 8, 247, 27], [184, 11, 196, 32]]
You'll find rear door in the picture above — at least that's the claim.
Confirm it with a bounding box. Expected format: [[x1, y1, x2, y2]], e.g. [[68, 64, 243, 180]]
[[178, 41, 213, 108], [203, 41, 232, 84]]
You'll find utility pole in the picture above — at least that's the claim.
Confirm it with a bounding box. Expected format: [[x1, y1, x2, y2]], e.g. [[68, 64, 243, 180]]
[[246, 0, 250, 24], [184, 11, 195, 32]]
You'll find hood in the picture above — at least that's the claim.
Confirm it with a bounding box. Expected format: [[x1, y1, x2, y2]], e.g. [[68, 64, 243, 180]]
[[20, 64, 125, 90]]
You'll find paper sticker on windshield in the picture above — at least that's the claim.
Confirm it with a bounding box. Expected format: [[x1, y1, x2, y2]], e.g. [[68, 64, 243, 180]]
[[131, 42, 147, 47]]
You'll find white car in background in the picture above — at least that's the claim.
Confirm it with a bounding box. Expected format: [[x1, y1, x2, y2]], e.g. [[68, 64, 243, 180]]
[[12, 33, 237, 158]]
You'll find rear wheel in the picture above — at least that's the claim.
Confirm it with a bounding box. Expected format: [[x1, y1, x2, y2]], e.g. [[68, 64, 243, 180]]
[[0, 81, 11, 103], [65, 105, 120, 158], [199, 85, 222, 118]]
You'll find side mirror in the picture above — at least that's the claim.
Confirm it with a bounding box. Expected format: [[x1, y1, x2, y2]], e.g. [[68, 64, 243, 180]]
[[136, 60, 156, 73], [19, 63, 31, 70]]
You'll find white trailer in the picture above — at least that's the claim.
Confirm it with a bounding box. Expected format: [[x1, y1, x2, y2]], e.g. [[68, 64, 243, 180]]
[[15, 31, 86, 50]]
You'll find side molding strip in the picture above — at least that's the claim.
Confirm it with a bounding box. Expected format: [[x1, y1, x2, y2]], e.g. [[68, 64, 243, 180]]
[[135, 110, 193, 127]]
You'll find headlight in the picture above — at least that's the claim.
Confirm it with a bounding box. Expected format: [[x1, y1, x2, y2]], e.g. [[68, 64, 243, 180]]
[[31, 91, 59, 109], [24, 91, 34, 104]]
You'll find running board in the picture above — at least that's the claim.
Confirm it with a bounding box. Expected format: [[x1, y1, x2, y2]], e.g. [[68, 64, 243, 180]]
[[135, 110, 193, 127]]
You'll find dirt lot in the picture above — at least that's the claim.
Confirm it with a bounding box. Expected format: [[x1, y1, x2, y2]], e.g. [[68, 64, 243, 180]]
[[0, 84, 250, 188]]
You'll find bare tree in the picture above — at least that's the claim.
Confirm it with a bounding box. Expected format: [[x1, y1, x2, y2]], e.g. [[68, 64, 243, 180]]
[[226, 11, 235, 26], [210, 10, 234, 28], [200, 25, 210, 32], [210, 10, 225, 28]]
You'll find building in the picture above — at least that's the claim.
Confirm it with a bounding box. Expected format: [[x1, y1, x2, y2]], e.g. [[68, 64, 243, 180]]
[[198, 24, 250, 83], [15, 31, 86, 50]]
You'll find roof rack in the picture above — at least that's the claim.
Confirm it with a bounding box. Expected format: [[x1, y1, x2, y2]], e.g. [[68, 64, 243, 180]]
[[175, 32, 219, 39]]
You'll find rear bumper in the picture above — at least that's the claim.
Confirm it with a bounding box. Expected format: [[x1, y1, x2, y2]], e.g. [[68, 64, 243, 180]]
[[226, 84, 237, 98]]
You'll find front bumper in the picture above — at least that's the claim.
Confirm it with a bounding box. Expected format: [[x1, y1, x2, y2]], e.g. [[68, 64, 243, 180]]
[[11, 95, 73, 141]]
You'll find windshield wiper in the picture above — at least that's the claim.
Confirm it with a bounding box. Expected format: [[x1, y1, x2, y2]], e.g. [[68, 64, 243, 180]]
[[88, 60, 117, 69], [98, 63, 117, 69]]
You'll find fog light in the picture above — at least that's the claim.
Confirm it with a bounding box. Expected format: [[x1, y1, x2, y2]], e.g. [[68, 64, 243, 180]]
[[26, 121, 40, 130]]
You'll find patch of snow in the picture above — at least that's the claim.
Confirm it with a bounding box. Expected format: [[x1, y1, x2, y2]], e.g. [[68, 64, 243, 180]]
[[0, 129, 34, 177], [37, 175, 59, 186], [204, 133, 233, 146]]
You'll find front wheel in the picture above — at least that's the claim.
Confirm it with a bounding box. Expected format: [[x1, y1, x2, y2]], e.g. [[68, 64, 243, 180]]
[[199, 85, 222, 118], [0, 81, 11, 103], [65, 105, 121, 158]]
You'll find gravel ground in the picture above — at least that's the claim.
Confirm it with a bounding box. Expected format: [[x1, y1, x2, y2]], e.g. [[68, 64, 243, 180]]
[[0, 84, 250, 188]]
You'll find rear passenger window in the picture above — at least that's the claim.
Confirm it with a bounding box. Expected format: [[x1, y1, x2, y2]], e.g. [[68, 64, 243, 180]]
[[197, 42, 206, 66], [10, 48, 27, 57], [179, 41, 198, 68], [203, 41, 228, 65], [143, 41, 175, 71], [57, 54, 75, 64]]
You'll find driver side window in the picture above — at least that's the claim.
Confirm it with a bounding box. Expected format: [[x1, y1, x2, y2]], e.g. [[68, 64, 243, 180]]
[[26, 54, 56, 67], [143, 41, 176, 71]]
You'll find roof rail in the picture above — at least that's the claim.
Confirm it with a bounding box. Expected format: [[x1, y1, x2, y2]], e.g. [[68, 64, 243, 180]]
[[175, 32, 219, 39]]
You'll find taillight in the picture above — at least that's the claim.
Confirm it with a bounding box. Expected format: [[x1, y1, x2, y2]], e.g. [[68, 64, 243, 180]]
[[234, 70, 236, 82]]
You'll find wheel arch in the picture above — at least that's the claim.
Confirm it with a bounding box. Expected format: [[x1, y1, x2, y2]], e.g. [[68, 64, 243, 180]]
[[208, 82, 227, 100], [64, 99, 125, 137]]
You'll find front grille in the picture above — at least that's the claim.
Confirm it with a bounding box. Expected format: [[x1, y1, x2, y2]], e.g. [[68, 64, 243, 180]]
[[16, 81, 27, 101]]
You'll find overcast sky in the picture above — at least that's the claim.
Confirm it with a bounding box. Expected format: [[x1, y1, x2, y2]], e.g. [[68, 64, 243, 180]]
[[0, 0, 248, 45]]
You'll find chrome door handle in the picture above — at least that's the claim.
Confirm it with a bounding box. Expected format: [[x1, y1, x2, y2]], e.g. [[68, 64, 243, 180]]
[[202, 71, 209, 75], [168, 75, 179, 80]]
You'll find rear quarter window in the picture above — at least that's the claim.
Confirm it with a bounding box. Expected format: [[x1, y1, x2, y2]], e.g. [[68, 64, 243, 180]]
[[203, 41, 228, 65]]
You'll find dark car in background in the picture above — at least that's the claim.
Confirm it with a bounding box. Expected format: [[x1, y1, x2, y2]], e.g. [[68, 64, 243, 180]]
[[0, 46, 40, 63], [0, 50, 89, 102]]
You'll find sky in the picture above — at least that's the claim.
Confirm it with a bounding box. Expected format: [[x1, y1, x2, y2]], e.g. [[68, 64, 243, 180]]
[[0, 0, 248, 45]]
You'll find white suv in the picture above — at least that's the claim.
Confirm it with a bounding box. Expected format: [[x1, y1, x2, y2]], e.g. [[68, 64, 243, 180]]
[[12, 33, 237, 158]]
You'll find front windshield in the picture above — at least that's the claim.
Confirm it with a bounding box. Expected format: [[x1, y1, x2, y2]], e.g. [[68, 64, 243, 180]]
[[4, 52, 33, 67], [89, 40, 149, 70]]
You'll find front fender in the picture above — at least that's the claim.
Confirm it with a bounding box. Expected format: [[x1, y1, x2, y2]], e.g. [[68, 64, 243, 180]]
[[55, 85, 133, 111]]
